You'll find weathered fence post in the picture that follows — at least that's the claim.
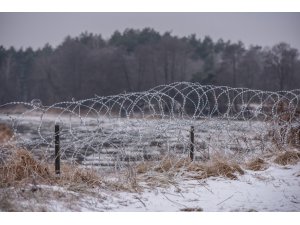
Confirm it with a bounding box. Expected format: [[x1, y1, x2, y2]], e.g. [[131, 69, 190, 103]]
[[190, 126, 194, 161], [55, 124, 60, 175]]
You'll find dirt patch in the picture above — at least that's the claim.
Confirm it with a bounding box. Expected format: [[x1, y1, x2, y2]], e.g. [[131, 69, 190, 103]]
[[246, 158, 268, 171], [274, 151, 300, 165]]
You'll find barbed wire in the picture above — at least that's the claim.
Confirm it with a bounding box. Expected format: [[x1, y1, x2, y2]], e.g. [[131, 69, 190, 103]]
[[0, 82, 299, 171]]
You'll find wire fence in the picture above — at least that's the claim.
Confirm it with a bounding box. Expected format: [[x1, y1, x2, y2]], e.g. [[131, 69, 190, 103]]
[[0, 82, 299, 172]]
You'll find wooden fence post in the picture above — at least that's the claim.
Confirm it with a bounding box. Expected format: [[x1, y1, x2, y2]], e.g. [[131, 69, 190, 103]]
[[55, 124, 60, 175], [190, 126, 194, 161]]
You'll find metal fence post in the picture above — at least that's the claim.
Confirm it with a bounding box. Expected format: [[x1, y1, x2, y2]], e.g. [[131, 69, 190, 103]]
[[55, 124, 60, 175], [190, 126, 194, 161]]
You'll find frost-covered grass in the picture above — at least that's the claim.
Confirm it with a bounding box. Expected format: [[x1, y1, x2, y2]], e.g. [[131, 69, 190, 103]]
[[0, 113, 299, 211], [0, 112, 274, 168], [1, 153, 299, 212]]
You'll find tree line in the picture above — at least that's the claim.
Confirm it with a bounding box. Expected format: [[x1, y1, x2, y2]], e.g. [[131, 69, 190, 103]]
[[0, 28, 299, 105]]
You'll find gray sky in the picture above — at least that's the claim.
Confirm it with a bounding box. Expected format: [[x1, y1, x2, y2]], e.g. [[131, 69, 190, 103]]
[[1, 12, 300, 50]]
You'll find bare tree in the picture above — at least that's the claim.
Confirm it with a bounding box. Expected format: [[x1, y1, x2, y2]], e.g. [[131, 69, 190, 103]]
[[263, 43, 299, 90]]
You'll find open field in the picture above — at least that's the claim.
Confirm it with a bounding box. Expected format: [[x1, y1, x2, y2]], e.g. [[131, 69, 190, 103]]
[[0, 112, 273, 167], [0, 112, 299, 211], [0, 83, 299, 211]]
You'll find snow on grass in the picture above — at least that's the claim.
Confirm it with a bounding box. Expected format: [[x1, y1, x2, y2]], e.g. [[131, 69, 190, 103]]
[[1, 162, 299, 212], [103, 162, 300, 212]]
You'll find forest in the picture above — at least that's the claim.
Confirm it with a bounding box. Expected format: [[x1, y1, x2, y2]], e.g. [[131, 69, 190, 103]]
[[0, 27, 300, 105]]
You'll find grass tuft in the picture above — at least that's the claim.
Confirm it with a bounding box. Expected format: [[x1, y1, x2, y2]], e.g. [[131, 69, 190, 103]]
[[246, 158, 268, 171], [0, 149, 50, 187], [0, 123, 13, 143], [274, 151, 300, 165], [187, 159, 244, 180], [0, 148, 102, 188]]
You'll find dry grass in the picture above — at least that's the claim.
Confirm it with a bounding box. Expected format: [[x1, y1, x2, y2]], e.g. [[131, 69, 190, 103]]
[[0, 148, 102, 188], [0, 149, 50, 187], [134, 155, 192, 175], [272, 126, 300, 149], [246, 158, 268, 171], [153, 155, 191, 173], [136, 161, 154, 174], [274, 151, 300, 165], [286, 126, 300, 147], [58, 164, 102, 187], [0, 123, 13, 143], [133, 154, 244, 181], [2, 147, 285, 193], [187, 158, 244, 180], [271, 101, 300, 148], [103, 179, 136, 192]]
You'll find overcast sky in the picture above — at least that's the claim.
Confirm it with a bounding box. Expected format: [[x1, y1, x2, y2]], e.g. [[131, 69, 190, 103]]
[[0, 12, 300, 50]]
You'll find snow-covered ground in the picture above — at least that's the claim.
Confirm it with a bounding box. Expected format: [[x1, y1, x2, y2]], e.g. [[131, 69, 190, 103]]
[[1, 111, 299, 212], [1, 161, 299, 212]]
